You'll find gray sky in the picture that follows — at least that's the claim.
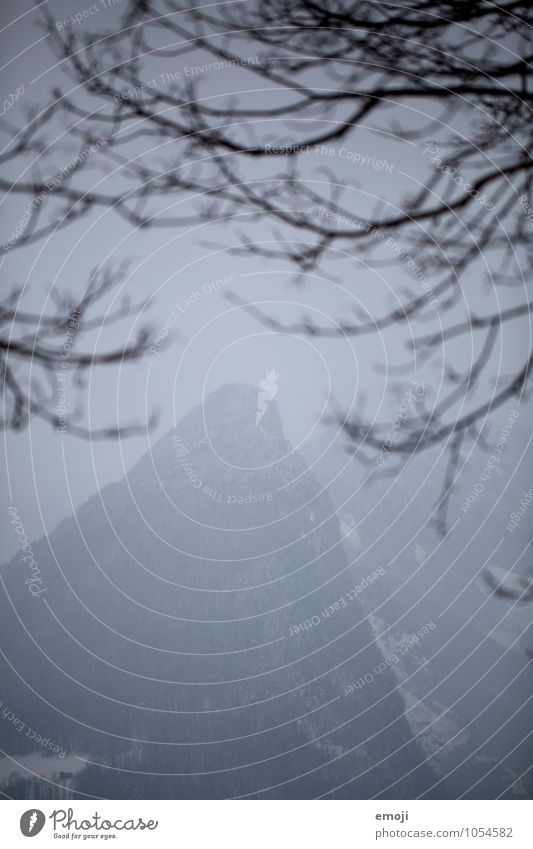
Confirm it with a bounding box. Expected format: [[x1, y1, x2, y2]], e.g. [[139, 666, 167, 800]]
[[1, 0, 531, 560]]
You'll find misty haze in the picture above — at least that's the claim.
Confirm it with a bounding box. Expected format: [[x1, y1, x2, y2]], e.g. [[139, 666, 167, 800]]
[[1, 0, 532, 802]]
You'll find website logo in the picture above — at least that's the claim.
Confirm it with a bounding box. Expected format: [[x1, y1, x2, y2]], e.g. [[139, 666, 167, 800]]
[[20, 809, 46, 837], [256, 369, 278, 425]]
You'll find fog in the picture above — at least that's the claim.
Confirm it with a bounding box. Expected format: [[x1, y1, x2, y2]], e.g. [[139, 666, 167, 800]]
[[1, 0, 531, 800]]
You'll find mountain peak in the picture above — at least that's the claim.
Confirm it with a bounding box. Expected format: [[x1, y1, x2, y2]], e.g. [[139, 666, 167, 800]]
[[142, 381, 287, 484], [166, 380, 283, 446], [202, 381, 283, 436]]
